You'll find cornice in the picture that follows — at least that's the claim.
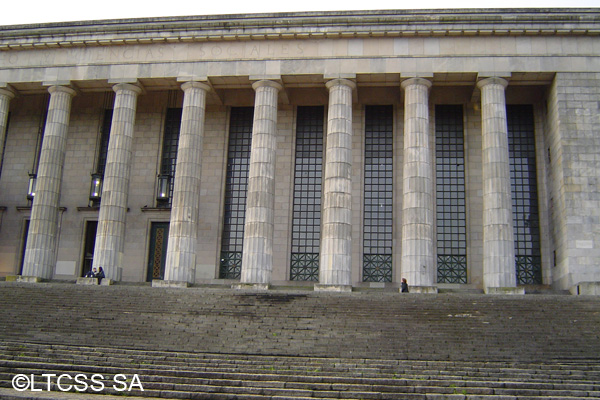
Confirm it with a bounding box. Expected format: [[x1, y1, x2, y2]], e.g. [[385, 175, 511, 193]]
[[0, 9, 599, 51]]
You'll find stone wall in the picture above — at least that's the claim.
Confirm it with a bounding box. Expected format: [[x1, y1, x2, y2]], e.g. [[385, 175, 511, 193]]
[[547, 72, 600, 290]]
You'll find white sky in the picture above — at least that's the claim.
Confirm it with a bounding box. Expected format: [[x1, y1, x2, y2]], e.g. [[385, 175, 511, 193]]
[[2, 0, 598, 26]]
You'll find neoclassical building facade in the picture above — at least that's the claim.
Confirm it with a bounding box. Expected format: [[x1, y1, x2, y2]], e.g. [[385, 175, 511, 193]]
[[0, 9, 599, 294]]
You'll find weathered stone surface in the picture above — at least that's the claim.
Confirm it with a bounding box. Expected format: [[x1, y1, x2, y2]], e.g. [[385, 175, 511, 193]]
[[163, 81, 209, 285], [240, 80, 282, 285], [92, 83, 142, 281], [21, 85, 76, 280]]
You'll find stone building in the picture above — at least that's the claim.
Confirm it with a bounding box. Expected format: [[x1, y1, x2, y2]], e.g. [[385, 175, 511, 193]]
[[0, 9, 599, 294]]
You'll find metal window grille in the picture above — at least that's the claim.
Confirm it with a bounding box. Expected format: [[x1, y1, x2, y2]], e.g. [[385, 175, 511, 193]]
[[290, 106, 324, 281], [363, 105, 393, 283], [435, 105, 467, 283], [157, 108, 182, 207], [507, 105, 542, 284], [219, 107, 253, 279]]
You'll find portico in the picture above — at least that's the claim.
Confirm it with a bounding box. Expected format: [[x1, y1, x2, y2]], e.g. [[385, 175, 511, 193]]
[[1, 9, 599, 294]]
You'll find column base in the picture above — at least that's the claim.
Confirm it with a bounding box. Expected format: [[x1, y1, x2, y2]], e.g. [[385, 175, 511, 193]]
[[152, 280, 190, 289], [402, 286, 438, 294], [570, 282, 600, 296], [232, 283, 270, 291], [76, 277, 113, 286], [314, 284, 352, 293], [485, 286, 525, 295], [6, 275, 44, 283]]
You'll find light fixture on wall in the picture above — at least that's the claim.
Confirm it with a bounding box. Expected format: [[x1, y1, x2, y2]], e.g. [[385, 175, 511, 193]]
[[89, 173, 103, 201], [156, 174, 171, 201], [27, 173, 37, 201]]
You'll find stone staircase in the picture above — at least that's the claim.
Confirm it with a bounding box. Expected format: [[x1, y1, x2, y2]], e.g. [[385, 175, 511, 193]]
[[0, 282, 598, 399]]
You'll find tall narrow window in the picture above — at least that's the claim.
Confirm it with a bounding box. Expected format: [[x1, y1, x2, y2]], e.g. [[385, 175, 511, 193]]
[[363, 105, 393, 282], [0, 113, 10, 177], [219, 107, 253, 279], [96, 110, 112, 177], [89, 109, 112, 206], [435, 105, 467, 283], [157, 108, 182, 207], [507, 105, 542, 284], [290, 106, 324, 281]]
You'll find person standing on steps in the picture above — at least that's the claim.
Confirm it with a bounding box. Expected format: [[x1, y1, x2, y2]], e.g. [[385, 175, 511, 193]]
[[401, 278, 409, 293], [96, 267, 105, 285]]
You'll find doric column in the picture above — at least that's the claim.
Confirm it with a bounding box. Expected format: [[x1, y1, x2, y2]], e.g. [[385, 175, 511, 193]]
[[0, 88, 15, 173], [477, 77, 522, 294], [158, 82, 210, 287], [92, 83, 142, 282], [400, 78, 437, 293], [237, 80, 282, 289], [316, 78, 355, 292], [22, 85, 76, 280]]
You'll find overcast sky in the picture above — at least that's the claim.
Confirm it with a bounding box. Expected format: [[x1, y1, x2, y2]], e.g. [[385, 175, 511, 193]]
[[1, 0, 598, 26]]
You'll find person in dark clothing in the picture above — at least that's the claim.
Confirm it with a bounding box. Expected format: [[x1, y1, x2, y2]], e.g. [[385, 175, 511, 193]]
[[401, 278, 409, 293], [95, 267, 105, 285], [84, 268, 96, 278]]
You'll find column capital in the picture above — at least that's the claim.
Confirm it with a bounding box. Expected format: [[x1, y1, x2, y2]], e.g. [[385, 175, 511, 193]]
[[401, 77, 432, 90], [477, 77, 509, 89], [112, 83, 144, 95], [181, 81, 211, 92], [0, 87, 16, 99], [325, 78, 356, 91], [48, 85, 77, 97], [252, 80, 283, 92]]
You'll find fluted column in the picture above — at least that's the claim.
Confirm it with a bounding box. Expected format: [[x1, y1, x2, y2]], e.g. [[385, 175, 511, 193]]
[[316, 78, 355, 292], [0, 88, 15, 173], [237, 80, 282, 289], [22, 85, 76, 280], [92, 83, 142, 282], [400, 78, 437, 293], [159, 82, 210, 287], [477, 77, 522, 294]]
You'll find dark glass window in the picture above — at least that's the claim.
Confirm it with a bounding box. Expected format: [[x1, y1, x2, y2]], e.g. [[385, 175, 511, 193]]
[[219, 107, 253, 279], [96, 109, 112, 176], [157, 108, 182, 208], [363, 105, 393, 282], [507, 105, 542, 284], [435, 105, 467, 283], [290, 106, 324, 281]]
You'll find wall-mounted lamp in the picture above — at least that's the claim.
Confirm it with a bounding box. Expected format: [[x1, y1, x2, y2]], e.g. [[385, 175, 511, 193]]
[[27, 173, 37, 201], [89, 173, 103, 201], [156, 174, 171, 201]]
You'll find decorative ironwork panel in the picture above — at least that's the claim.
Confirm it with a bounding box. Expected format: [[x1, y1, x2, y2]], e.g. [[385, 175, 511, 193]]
[[363, 254, 393, 282], [219, 251, 242, 279], [146, 222, 169, 281], [290, 253, 319, 281], [157, 108, 183, 207], [363, 105, 393, 282], [435, 105, 467, 283], [507, 105, 542, 285], [290, 106, 323, 281], [437, 255, 468, 284], [219, 107, 253, 279]]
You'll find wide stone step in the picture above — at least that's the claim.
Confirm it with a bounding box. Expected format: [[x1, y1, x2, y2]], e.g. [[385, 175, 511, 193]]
[[1, 356, 599, 399]]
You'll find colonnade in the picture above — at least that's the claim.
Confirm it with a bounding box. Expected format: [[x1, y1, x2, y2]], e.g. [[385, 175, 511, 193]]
[[7, 76, 521, 293]]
